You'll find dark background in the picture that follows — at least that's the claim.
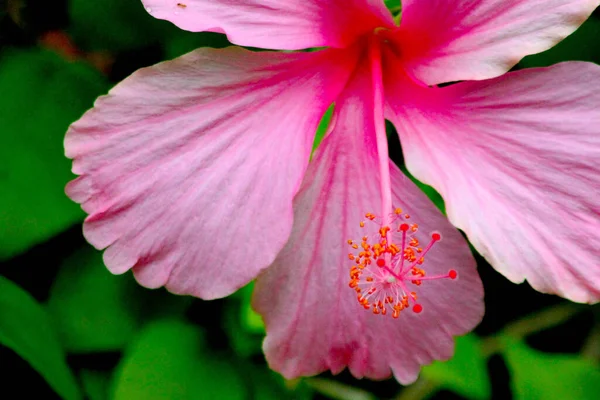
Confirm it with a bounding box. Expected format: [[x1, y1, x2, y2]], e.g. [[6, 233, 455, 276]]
[[1, 1, 599, 399]]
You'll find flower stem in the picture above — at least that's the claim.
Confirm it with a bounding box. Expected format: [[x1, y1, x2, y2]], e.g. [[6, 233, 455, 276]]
[[482, 303, 586, 357]]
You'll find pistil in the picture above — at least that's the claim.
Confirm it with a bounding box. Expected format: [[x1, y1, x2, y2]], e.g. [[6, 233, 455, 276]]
[[348, 209, 457, 318]]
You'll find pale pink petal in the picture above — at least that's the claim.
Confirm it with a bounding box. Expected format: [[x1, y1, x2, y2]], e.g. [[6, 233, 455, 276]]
[[253, 67, 484, 384], [142, 0, 393, 50], [65, 47, 358, 299], [392, 0, 599, 84], [385, 61, 600, 303]]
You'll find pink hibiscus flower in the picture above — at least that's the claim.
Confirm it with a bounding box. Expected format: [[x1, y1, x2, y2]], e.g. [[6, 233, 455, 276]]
[[65, 0, 600, 383]]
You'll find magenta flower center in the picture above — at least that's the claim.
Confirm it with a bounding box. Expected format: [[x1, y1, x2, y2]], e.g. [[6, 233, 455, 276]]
[[348, 209, 457, 318]]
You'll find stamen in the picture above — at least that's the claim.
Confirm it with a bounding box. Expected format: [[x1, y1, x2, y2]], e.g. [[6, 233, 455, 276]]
[[347, 210, 457, 319]]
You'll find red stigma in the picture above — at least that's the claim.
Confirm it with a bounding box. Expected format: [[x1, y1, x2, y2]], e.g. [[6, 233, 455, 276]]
[[412, 304, 423, 313], [399, 223, 409, 232], [376, 259, 385, 267], [449, 269, 458, 279], [431, 232, 441, 241]]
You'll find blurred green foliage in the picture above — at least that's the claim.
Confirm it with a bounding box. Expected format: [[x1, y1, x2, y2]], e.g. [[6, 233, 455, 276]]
[[422, 335, 491, 400], [112, 321, 245, 400], [0, 277, 81, 400], [0, 49, 107, 260], [502, 337, 600, 400], [1, 1, 599, 400], [80, 369, 111, 400], [69, 0, 230, 58], [47, 247, 142, 353], [69, 0, 169, 52]]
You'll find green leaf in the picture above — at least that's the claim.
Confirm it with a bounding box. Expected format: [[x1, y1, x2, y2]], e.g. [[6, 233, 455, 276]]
[[248, 368, 312, 400], [520, 17, 600, 68], [311, 105, 334, 157], [112, 320, 246, 400], [421, 334, 491, 400], [47, 246, 142, 353], [385, 0, 402, 10], [0, 276, 82, 400], [224, 283, 264, 358], [238, 282, 265, 334], [81, 370, 110, 400], [251, 373, 292, 400], [0, 48, 107, 260], [502, 336, 600, 400]]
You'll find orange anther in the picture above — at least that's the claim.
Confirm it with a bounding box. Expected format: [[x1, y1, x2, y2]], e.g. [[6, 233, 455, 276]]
[[379, 226, 391, 237], [348, 209, 455, 319]]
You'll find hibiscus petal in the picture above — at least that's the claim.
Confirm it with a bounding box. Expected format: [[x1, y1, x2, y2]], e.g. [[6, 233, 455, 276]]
[[65, 47, 357, 299], [385, 61, 600, 303], [253, 67, 484, 383], [141, 0, 393, 50], [393, 0, 599, 84]]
